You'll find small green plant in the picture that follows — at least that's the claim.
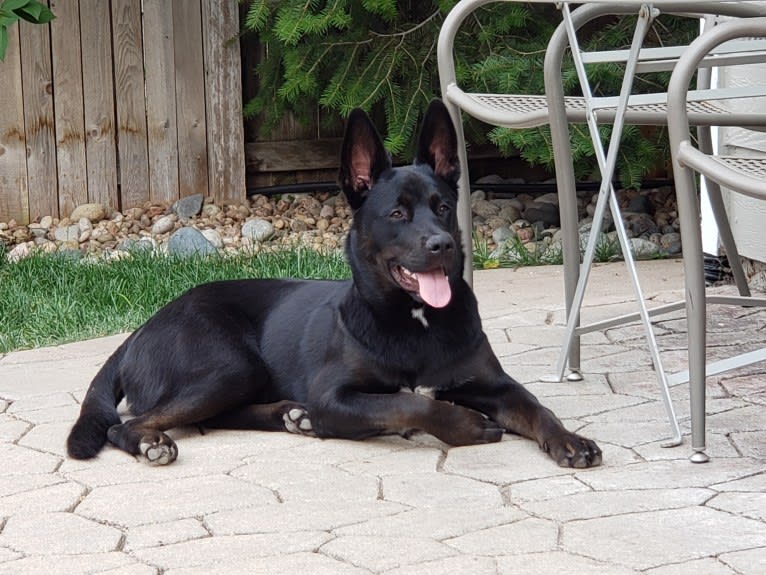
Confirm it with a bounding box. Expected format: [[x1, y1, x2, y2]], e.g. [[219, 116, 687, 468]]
[[244, 1, 696, 187], [0, 0, 54, 60]]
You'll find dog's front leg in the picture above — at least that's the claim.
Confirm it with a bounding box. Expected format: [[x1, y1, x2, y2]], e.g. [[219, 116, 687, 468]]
[[438, 373, 602, 468], [309, 385, 503, 447]]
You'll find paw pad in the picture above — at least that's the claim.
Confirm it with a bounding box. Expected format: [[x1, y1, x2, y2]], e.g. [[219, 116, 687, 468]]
[[283, 407, 314, 436], [139, 438, 178, 466]]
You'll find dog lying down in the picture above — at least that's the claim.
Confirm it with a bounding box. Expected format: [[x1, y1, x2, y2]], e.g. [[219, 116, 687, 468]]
[[67, 100, 602, 469]]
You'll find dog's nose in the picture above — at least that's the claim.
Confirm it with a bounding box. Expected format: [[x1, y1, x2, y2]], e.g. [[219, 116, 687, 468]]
[[425, 233, 455, 254]]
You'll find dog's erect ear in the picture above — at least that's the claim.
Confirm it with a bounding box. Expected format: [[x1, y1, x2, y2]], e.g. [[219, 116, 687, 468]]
[[415, 100, 460, 187], [339, 108, 392, 210]]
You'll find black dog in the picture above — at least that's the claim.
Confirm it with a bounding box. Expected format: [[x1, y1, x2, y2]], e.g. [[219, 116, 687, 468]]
[[67, 101, 601, 468]]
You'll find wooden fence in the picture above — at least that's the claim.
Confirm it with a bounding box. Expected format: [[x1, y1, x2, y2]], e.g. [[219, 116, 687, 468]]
[[0, 0, 245, 225]]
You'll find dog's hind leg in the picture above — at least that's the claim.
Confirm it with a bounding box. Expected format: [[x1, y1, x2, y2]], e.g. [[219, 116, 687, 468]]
[[203, 400, 315, 436], [107, 398, 226, 465]]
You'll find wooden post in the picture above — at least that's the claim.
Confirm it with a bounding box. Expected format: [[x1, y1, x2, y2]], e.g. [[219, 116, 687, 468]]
[[202, 0, 246, 204], [80, 0, 118, 209], [0, 24, 29, 224], [50, 0, 88, 217], [111, 0, 151, 209], [20, 19, 58, 221], [173, 0, 209, 199], [143, 0, 180, 205]]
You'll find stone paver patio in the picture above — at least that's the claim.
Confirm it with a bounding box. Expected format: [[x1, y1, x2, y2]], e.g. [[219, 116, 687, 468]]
[[0, 259, 764, 574]]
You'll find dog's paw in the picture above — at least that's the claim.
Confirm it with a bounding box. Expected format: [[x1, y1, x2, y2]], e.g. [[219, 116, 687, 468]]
[[440, 407, 504, 446], [139, 433, 178, 466], [283, 406, 315, 436], [544, 432, 602, 468]]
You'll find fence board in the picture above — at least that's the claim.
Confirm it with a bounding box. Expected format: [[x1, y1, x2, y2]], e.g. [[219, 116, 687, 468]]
[[80, 0, 118, 209], [143, 0, 179, 205], [0, 25, 29, 224], [20, 20, 58, 221], [202, 0, 245, 204], [49, 0, 87, 217], [173, 0, 209, 200], [111, 0, 150, 209]]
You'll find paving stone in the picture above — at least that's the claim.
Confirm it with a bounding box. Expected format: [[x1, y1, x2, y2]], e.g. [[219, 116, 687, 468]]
[[232, 460, 380, 503], [506, 344, 634, 368], [576, 459, 766, 490], [17, 421, 73, 457], [444, 517, 558, 556], [442, 439, 572, 485], [577, 418, 685, 448], [518, 488, 713, 522], [706, 405, 766, 433], [0, 444, 61, 475], [76, 475, 277, 526], [0, 363, 99, 398], [0, 512, 122, 555], [712, 471, 766, 492], [381, 471, 503, 508], [206, 500, 407, 535], [164, 551, 371, 575], [320, 535, 457, 572], [720, 547, 766, 575], [0, 479, 85, 515], [258, 435, 411, 465], [124, 518, 210, 551], [384, 554, 497, 575], [729, 430, 766, 459], [644, 557, 736, 575], [8, 404, 79, 425], [0, 415, 30, 442], [133, 532, 332, 570], [0, 547, 21, 564], [522, 375, 611, 397], [504, 474, 591, 503], [707, 491, 766, 522], [338, 447, 443, 476], [333, 505, 526, 540], [536, 393, 646, 420], [562, 507, 766, 570], [0, 554, 149, 575], [633, 431, 741, 460], [495, 550, 639, 574]]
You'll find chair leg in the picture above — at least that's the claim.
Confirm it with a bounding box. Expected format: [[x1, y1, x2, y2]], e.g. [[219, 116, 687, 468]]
[[547, 86, 581, 375], [697, 127, 750, 296], [675, 163, 710, 463]]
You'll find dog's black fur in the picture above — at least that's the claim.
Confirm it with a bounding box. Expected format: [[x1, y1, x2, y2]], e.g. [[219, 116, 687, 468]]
[[67, 101, 601, 468]]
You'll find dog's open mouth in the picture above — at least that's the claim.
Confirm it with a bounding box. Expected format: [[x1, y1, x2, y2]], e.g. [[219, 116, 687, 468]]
[[390, 264, 451, 308]]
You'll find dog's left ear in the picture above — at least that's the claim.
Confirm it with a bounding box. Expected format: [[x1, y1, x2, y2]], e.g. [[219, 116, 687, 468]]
[[339, 108, 392, 210], [415, 100, 460, 187]]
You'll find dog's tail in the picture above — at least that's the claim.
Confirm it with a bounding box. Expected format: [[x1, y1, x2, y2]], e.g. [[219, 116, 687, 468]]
[[66, 344, 126, 459]]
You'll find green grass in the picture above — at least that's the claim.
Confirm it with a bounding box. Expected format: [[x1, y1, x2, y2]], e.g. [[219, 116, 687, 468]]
[[0, 231, 630, 353], [0, 247, 350, 353]]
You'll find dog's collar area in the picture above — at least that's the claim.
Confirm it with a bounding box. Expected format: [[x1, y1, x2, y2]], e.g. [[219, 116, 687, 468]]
[[411, 307, 429, 328]]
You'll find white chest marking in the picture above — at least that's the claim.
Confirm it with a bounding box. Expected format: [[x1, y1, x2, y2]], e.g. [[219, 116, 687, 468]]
[[411, 307, 429, 328]]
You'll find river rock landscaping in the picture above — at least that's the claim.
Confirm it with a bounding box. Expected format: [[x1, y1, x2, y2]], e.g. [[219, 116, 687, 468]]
[[0, 181, 683, 264]]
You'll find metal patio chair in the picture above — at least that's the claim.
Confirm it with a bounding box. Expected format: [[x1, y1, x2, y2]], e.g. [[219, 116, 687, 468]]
[[667, 16, 766, 463], [438, 0, 766, 453]]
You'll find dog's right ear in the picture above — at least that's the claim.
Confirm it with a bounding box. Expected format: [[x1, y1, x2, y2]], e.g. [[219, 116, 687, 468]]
[[339, 109, 391, 210]]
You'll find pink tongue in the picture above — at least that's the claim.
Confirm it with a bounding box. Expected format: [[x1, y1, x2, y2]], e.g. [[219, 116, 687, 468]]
[[414, 270, 451, 308]]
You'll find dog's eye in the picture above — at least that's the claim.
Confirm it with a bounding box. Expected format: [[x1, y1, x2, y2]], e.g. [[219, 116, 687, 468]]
[[437, 204, 450, 215], [390, 209, 405, 220]]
